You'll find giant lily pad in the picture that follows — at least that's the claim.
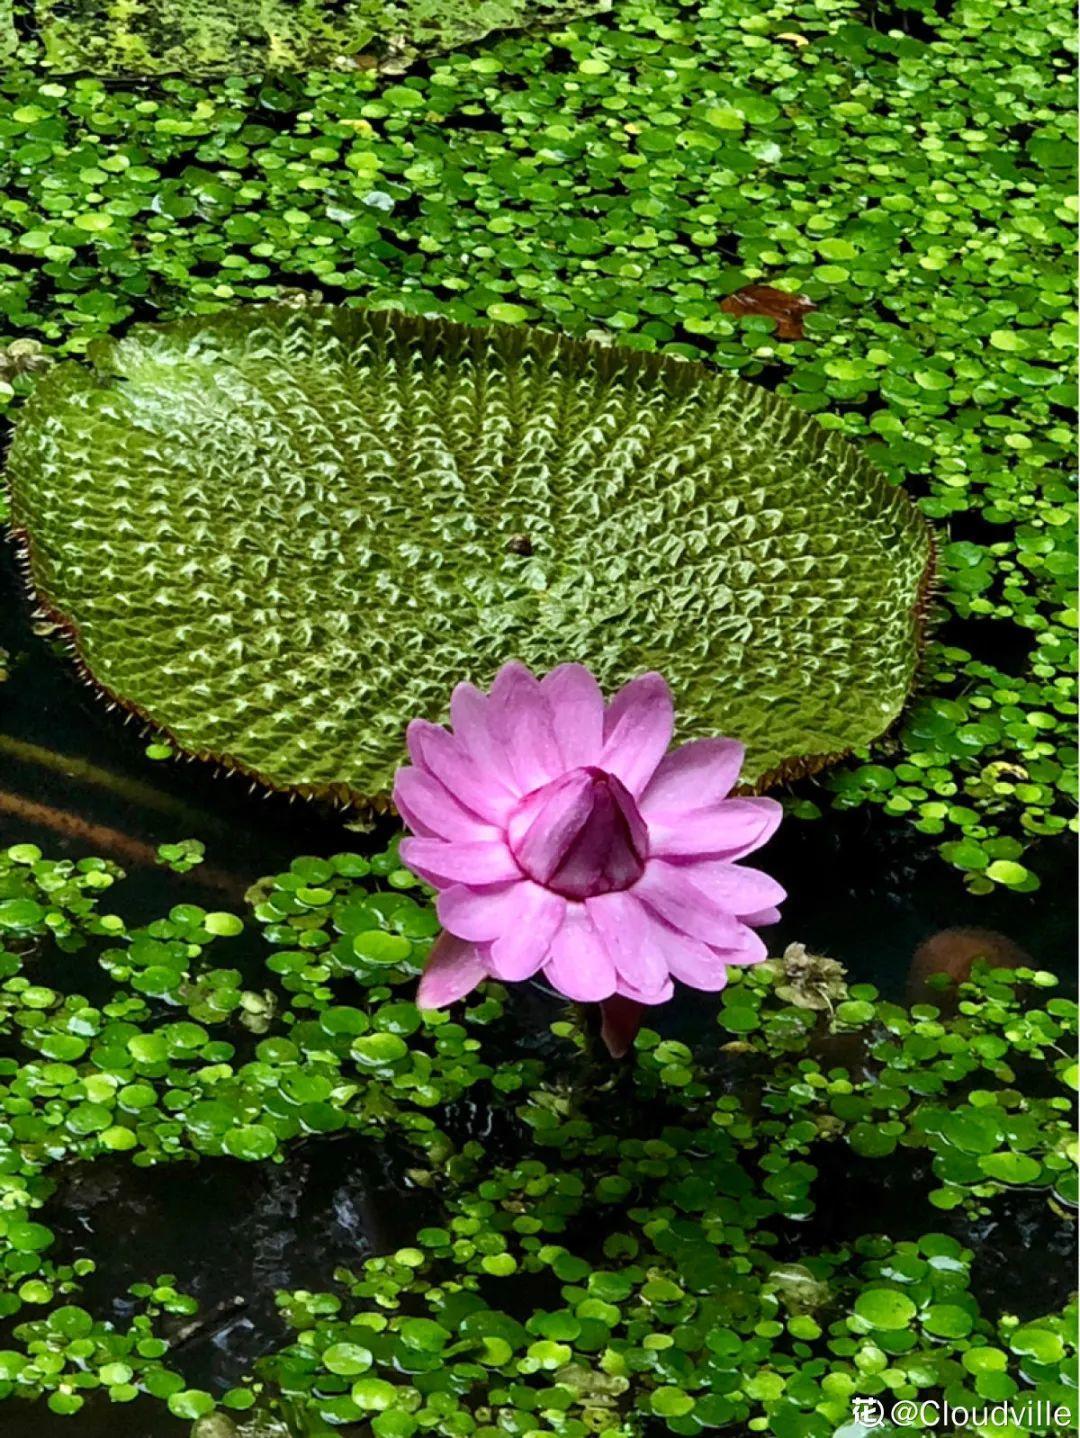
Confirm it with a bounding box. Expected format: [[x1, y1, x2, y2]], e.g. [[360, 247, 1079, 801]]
[[6, 305, 933, 806]]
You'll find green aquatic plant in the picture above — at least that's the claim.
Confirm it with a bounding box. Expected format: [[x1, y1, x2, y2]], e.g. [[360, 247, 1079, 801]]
[[17, 0, 608, 75], [6, 304, 932, 806], [0, 840, 1074, 1429], [0, 0, 1072, 885]]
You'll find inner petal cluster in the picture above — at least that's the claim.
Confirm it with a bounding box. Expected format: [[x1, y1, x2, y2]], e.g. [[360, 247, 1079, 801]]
[[507, 766, 648, 900]]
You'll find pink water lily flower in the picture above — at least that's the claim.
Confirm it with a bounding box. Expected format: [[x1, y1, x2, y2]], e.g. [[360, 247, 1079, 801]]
[[394, 662, 784, 1014]]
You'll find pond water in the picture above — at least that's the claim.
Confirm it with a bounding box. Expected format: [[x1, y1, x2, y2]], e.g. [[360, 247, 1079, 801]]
[[0, 537, 1075, 1437]]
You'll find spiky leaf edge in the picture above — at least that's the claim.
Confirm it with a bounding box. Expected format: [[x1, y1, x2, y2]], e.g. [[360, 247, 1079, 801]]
[[5, 305, 937, 815]]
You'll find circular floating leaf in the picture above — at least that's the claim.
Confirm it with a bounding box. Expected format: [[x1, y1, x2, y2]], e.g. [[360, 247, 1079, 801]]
[[167, 1389, 215, 1420], [978, 1151, 1042, 1184], [7, 1222, 54, 1253], [351, 1033, 409, 1067], [223, 1123, 277, 1161], [352, 932, 412, 966], [399, 1318, 451, 1351], [204, 912, 244, 937], [7, 306, 932, 803], [351, 1377, 398, 1411], [923, 1303, 974, 1339], [1010, 1325, 1065, 1364], [652, 1388, 696, 1418], [322, 1342, 373, 1376], [854, 1288, 917, 1331]]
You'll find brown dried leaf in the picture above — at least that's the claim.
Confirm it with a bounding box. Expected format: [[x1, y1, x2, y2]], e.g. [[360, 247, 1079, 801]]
[[721, 284, 815, 340]]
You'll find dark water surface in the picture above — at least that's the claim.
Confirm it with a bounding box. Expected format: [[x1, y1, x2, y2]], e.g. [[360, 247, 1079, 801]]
[[0, 538, 1075, 1436]]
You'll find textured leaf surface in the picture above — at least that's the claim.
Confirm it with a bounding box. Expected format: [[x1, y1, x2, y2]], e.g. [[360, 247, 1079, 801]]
[[7, 306, 932, 805], [22, 0, 606, 73]]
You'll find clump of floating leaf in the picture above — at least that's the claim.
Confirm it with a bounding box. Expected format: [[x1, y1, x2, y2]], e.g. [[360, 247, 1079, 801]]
[[27, 0, 610, 75], [6, 305, 933, 807]]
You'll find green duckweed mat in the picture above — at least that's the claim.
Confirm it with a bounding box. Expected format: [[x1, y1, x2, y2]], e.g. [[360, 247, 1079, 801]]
[[10, 0, 609, 73]]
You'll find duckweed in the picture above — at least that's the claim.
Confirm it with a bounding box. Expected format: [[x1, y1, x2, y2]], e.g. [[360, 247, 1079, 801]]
[[0, 839, 1074, 1431]]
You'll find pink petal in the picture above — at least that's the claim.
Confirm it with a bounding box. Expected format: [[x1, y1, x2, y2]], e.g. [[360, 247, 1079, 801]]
[[616, 973, 674, 1004], [416, 932, 489, 1008], [586, 891, 669, 997], [657, 925, 732, 991], [436, 880, 530, 942], [670, 861, 786, 917], [599, 673, 674, 796], [717, 924, 769, 967], [406, 719, 516, 824], [647, 797, 783, 861], [399, 837, 520, 888], [449, 682, 521, 795], [393, 767, 501, 843], [639, 738, 745, 817], [540, 664, 605, 768], [487, 661, 563, 793], [488, 886, 566, 980], [631, 860, 742, 946], [742, 906, 781, 928], [543, 906, 617, 1002]]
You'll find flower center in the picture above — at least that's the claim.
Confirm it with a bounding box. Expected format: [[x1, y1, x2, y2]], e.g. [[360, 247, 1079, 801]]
[[507, 766, 648, 901]]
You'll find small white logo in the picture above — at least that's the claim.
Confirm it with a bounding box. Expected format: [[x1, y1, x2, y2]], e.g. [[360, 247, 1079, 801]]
[[851, 1397, 886, 1428]]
